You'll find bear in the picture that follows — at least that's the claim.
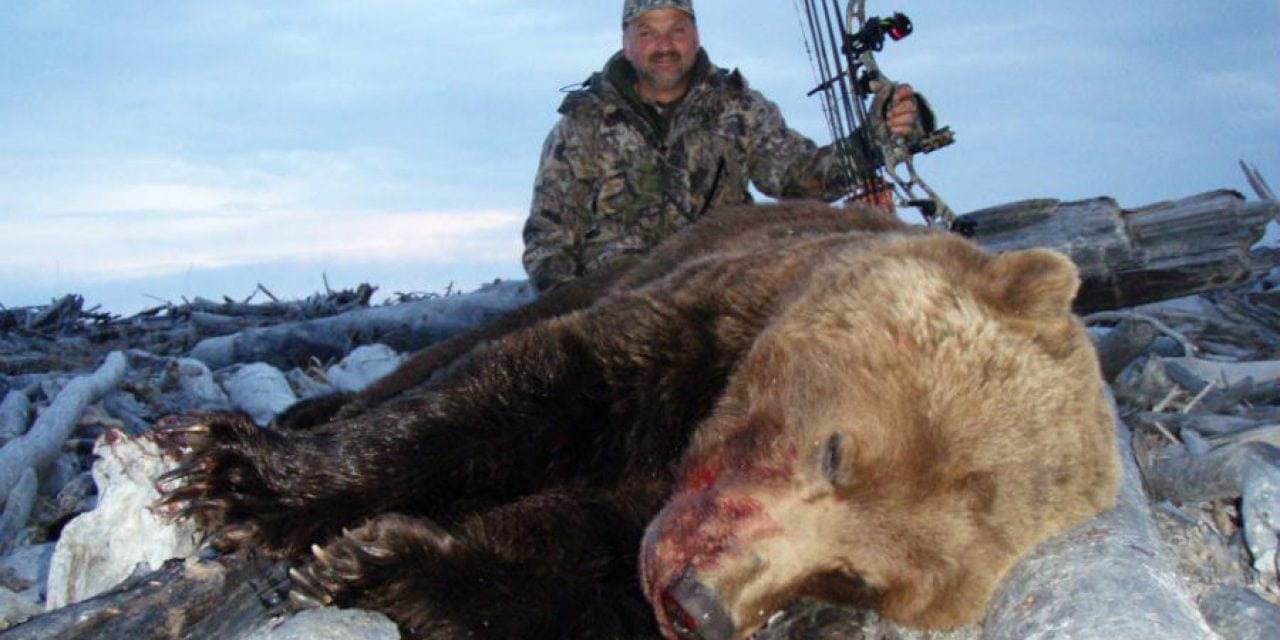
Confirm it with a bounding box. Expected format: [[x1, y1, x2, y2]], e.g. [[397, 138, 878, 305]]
[[156, 200, 1121, 640]]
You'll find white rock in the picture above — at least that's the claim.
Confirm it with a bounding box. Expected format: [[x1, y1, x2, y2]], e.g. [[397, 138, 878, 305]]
[[170, 357, 231, 410], [44, 432, 199, 610], [221, 363, 297, 426], [325, 344, 402, 393], [245, 607, 400, 640]]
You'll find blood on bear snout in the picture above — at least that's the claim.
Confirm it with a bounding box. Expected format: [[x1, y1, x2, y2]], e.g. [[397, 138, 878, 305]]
[[642, 478, 785, 640], [642, 419, 796, 640]]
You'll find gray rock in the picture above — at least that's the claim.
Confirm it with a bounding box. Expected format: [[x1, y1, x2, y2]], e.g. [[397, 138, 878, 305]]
[[0, 543, 55, 601], [0, 391, 31, 443], [286, 368, 333, 400], [1198, 586, 1280, 640], [221, 363, 297, 426], [169, 357, 231, 411], [0, 587, 43, 630], [324, 344, 402, 393], [245, 607, 400, 640]]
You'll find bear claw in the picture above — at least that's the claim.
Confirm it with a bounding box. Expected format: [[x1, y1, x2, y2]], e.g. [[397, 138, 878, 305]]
[[156, 460, 213, 485], [208, 523, 258, 548], [154, 482, 210, 506], [287, 566, 334, 608]]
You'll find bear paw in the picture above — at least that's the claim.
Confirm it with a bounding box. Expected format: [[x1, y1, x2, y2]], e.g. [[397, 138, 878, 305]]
[[288, 513, 461, 635], [152, 412, 281, 554]]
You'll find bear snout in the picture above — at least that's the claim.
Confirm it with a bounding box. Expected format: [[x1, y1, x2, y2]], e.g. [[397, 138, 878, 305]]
[[642, 487, 785, 640], [659, 569, 735, 640]]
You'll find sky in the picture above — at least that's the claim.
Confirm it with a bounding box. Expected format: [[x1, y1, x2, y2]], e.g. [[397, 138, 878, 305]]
[[1, 0, 1277, 315]]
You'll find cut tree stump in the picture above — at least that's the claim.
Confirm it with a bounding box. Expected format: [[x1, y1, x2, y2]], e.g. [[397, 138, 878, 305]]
[[963, 190, 1277, 313]]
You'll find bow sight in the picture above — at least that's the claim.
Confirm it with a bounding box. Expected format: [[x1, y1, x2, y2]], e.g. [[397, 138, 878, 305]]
[[845, 12, 912, 57]]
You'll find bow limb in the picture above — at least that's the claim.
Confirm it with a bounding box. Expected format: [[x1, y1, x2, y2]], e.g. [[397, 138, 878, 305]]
[[848, 3, 958, 228]]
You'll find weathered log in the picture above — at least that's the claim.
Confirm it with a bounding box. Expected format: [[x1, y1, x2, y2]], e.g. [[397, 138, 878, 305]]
[[183, 192, 1274, 371], [1146, 440, 1280, 583], [0, 557, 287, 640], [25, 295, 84, 332], [0, 352, 127, 506], [1129, 411, 1263, 438], [965, 190, 1277, 313], [0, 391, 30, 443], [980, 397, 1218, 640], [0, 470, 36, 554], [1198, 585, 1280, 640], [0, 555, 403, 640], [1207, 423, 1280, 449], [1092, 319, 1159, 380], [1146, 441, 1280, 505], [184, 283, 375, 321], [189, 281, 534, 370], [189, 311, 246, 338]]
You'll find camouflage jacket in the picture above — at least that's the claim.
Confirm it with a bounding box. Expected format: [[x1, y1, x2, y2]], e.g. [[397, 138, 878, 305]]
[[522, 49, 878, 291]]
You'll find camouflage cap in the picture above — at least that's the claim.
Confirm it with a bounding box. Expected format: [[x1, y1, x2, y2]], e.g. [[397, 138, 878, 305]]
[[622, 0, 695, 26]]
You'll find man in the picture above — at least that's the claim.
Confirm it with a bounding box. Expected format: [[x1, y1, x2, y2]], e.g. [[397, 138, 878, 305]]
[[522, 0, 928, 292]]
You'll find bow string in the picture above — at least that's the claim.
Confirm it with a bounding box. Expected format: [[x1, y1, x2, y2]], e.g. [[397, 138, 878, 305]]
[[796, 0, 965, 232]]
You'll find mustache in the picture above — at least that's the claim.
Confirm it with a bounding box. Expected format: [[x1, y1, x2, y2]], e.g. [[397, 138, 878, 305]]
[[647, 52, 682, 64]]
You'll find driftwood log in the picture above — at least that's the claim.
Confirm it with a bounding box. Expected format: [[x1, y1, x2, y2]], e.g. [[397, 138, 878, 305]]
[[0, 352, 127, 505], [2, 189, 1276, 638], [184, 191, 1278, 371], [965, 189, 1277, 313], [979, 396, 1218, 640], [0, 557, 289, 640], [188, 281, 534, 371]]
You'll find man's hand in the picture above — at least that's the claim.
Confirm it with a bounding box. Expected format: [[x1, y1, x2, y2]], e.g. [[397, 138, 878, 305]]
[[886, 83, 919, 137]]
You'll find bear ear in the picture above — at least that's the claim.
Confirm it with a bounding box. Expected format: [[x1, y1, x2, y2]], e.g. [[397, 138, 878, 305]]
[[983, 248, 1080, 317]]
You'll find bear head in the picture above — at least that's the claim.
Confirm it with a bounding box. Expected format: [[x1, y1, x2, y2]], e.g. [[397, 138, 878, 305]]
[[640, 233, 1121, 640]]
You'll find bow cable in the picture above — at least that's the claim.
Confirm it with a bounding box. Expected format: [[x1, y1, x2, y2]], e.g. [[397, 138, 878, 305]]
[[794, 0, 964, 232]]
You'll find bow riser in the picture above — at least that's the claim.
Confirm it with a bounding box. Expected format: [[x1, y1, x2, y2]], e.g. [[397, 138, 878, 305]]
[[799, 0, 961, 231]]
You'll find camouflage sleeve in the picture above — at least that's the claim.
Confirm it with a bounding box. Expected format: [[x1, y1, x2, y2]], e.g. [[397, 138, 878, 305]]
[[739, 89, 878, 201], [523, 119, 592, 292]]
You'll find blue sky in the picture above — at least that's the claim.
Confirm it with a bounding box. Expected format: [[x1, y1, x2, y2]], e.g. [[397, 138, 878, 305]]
[[2, 1, 1277, 314]]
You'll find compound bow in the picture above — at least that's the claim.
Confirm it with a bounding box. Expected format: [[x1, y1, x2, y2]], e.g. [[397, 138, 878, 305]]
[[796, 0, 965, 232]]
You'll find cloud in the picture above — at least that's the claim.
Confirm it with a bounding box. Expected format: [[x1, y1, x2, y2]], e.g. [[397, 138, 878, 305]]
[[0, 147, 524, 285], [0, 0, 1276, 313], [0, 204, 523, 282]]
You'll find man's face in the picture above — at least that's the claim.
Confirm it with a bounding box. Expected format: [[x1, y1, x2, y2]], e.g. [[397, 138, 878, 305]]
[[622, 9, 700, 100]]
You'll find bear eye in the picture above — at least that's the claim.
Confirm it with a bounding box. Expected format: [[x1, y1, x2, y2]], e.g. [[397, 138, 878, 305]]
[[821, 433, 843, 484]]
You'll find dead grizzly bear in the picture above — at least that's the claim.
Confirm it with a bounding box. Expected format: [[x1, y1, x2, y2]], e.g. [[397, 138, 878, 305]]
[[158, 201, 1120, 640]]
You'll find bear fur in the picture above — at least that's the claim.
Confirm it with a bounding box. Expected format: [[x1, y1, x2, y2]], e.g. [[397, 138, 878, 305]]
[[158, 201, 1120, 640]]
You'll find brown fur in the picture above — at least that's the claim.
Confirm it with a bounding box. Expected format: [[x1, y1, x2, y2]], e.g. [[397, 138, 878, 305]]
[[160, 201, 1119, 640], [641, 233, 1121, 637]]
